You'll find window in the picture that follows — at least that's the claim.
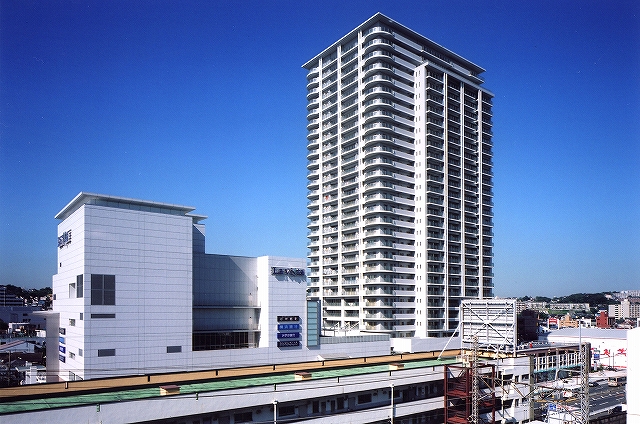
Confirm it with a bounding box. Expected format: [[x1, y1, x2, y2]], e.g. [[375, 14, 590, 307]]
[[312, 401, 320, 413], [69, 352, 75, 359], [69, 319, 75, 326], [77, 275, 83, 297], [79, 313, 83, 320], [91, 274, 115, 305], [357, 393, 372, 404], [279, 405, 295, 416], [97, 349, 116, 357], [78, 349, 83, 357], [167, 346, 182, 353], [233, 412, 252, 423], [91, 314, 116, 319]]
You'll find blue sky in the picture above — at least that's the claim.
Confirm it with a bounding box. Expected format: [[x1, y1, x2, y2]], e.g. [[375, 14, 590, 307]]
[[1, 0, 639, 297]]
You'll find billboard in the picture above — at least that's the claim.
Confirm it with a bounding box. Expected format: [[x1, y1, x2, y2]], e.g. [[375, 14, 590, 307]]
[[460, 299, 517, 353]]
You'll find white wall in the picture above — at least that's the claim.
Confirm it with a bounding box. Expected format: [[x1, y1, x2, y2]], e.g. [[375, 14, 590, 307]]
[[628, 328, 640, 424], [52, 205, 86, 380]]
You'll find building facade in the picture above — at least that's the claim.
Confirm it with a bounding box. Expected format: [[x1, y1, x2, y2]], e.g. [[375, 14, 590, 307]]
[[609, 298, 640, 320], [49, 193, 389, 382], [303, 13, 493, 338], [0, 351, 533, 424]]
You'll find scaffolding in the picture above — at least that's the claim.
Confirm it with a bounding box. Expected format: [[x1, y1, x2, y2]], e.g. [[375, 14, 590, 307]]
[[444, 361, 496, 424]]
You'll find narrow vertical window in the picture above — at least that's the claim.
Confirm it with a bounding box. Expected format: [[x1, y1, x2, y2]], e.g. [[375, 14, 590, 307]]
[[76, 275, 83, 298]]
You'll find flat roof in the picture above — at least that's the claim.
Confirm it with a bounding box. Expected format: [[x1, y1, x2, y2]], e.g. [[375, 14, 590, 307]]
[[546, 328, 628, 339], [302, 12, 485, 75], [55, 192, 205, 222], [0, 355, 460, 415]]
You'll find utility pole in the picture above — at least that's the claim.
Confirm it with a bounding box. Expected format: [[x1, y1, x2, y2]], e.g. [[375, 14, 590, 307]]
[[390, 384, 394, 424]]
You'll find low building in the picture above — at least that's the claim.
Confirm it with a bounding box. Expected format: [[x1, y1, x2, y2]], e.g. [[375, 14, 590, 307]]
[[596, 310, 614, 328], [628, 327, 640, 423], [540, 328, 628, 370], [0, 349, 535, 423], [0, 306, 46, 336], [0, 287, 23, 307]]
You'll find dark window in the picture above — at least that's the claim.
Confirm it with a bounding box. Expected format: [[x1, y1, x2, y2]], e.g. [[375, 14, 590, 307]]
[[279, 405, 295, 416], [167, 346, 182, 353], [91, 274, 115, 305], [91, 314, 116, 319], [337, 396, 345, 410], [357, 393, 372, 404], [97, 349, 115, 357], [312, 401, 320, 413], [76, 275, 83, 297], [233, 412, 252, 423]]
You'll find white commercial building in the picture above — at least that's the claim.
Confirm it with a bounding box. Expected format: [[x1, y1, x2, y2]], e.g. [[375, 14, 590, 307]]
[[541, 328, 629, 370], [628, 327, 640, 424], [303, 13, 494, 339], [49, 193, 389, 381]]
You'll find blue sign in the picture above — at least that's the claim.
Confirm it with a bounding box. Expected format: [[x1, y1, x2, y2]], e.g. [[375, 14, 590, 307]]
[[277, 341, 301, 347], [59, 354, 66, 363], [59, 336, 65, 344], [548, 404, 556, 412], [594, 353, 600, 360], [277, 332, 300, 339], [278, 324, 301, 331], [59, 346, 66, 353]]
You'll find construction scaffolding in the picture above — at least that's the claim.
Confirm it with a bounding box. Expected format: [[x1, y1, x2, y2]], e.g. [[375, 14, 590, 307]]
[[444, 361, 496, 424]]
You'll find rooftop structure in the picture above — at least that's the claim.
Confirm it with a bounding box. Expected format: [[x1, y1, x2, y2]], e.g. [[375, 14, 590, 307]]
[[0, 350, 533, 423]]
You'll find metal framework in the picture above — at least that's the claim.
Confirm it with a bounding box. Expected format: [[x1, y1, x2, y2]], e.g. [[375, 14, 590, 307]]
[[444, 360, 496, 424], [460, 299, 517, 355]]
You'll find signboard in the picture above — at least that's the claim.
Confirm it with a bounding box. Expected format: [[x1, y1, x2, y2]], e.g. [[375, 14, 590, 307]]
[[58, 230, 72, 248], [277, 341, 301, 347], [277, 332, 300, 339], [271, 267, 305, 276], [277, 315, 300, 322], [278, 324, 301, 331], [460, 299, 517, 354]]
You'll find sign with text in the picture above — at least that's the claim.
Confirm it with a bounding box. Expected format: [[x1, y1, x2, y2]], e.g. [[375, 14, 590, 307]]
[[277, 332, 300, 339], [277, 341, 301, 347], [271, 267, 305, 276], [58, 230, 72, 248], [277, 315, 300, 322], [278, 323, 301, 331]]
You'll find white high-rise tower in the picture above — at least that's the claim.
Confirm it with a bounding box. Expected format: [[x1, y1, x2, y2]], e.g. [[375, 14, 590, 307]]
[[304, 13, 494, 338]]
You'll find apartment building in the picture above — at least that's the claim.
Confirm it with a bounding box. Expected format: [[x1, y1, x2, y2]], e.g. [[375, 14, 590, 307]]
[[304, 13, 494, 338], [609, 298, 640, 319]]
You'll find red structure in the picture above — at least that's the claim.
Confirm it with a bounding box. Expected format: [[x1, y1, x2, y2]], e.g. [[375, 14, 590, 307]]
[[445, 363, 496, 423], [596, 310, 613, 328]]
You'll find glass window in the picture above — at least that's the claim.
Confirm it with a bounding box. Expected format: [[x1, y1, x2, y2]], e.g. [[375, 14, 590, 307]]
[[91, 274, 116, 305], [77, 275, 83, 297], [97, 349, 115, 357]]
